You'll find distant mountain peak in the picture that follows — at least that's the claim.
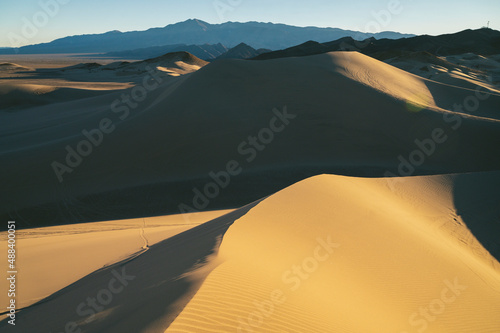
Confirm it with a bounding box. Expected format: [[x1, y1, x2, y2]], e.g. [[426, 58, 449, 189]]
[[185, 18, 209, 24], [217, 42, 270, 60], [173, 18, 211, 30], [232, 42, 253, 49]]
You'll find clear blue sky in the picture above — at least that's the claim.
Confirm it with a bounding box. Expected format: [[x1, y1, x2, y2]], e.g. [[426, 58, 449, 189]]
[[0, 0, 498, 47]]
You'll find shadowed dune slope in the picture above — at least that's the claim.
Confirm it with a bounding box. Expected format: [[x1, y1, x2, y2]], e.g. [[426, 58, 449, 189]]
[[0, 210, 232, 310], [0, 202, 260, 332], [1, 52, 500, 227]]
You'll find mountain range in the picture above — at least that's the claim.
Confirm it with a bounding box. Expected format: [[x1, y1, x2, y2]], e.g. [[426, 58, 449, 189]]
[[0, 19, 414, 55], [253, 28, 500, 60], [108, 28, 500, 62]]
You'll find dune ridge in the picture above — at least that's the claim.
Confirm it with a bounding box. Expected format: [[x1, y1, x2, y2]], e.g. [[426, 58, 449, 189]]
[[167, 172, 500, 332]]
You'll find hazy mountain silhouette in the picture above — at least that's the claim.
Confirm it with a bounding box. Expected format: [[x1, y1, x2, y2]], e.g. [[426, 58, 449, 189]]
[[0, 19, 414, 54]]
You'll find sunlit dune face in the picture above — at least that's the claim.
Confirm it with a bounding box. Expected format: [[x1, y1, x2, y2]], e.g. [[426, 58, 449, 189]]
[[167, 174, 500, 333], [406, 91, 435, 112]]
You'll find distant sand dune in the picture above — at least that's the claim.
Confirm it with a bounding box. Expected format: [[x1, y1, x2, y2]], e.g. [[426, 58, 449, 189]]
[[0, 62, 33, 71], [2, 51, 499, 226], [0, 83, 122, 110], [0, 52, 207, 111], [56, 51, 208, 76], [385, 52, 500, 100]]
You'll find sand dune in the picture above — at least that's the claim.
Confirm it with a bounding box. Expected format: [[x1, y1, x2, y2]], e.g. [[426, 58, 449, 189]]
[[0, 62, 33, 72], [57, 52, 208, 76], [385, 52, 500, 95], [143, 51, 208, 75], [2, 172, 499, 332], [0, 52, 206, 111], [1, 51, 500, 227], [166, 172, 500, 333], [0, 83, 121, 111], [1, 24, 499, 333]]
